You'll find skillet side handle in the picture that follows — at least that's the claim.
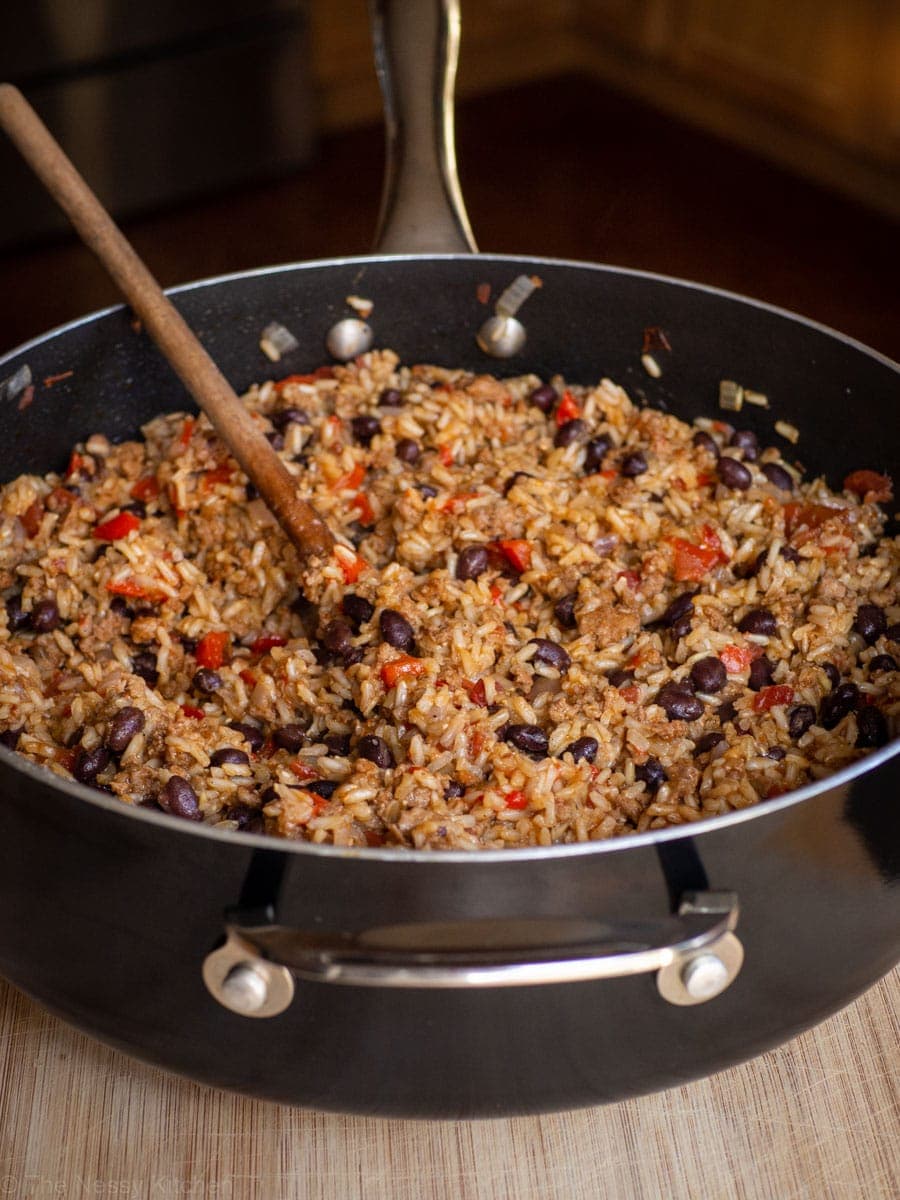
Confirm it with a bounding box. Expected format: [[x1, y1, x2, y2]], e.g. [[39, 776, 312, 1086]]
[[369, 0, 478, 254]]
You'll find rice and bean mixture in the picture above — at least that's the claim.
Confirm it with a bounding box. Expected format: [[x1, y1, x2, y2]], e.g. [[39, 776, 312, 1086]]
[[0, 349, 897, 848]]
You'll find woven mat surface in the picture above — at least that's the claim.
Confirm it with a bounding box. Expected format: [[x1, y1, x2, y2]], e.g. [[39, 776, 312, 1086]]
[[1, 969, 897, 1199]]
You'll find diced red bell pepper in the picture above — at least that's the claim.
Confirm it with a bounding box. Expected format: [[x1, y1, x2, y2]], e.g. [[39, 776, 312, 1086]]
[[752, 685, 795, 712], [720, 644, 753, 673], [365, 830, 386, 847], [783, 502, 846, 538], [463, 678, 488, 707], [130, 475, 160, 501], [438, 444, 455, 466], [289, 760, 318, 781], [250, 635, 287, 657], [351, 492, 375, 526], [273, 368, 332, 392], [843, 469, 893, 503], [106, 577, 163, 602], [94, 511, 141, 541], [337, 551, 368, 584], [494, 539, 532, 573], [381, 655, 425, 688], [555, 391, 580, 425], [489, 583, 504, 605], [45, 487, 77, 513], [65, 451, 87, 479], [195, 631, 229, 670], [504, 789, 528, 810], [617, 569, 641, 590], [439, 492, 480, 513], [332, 462, 366, 492], [239, 669, 257, 689], [181, 704, 205, 720], [672, 538, 720, 582], [201, 464, 234, 491], [178, 416, 195, 447]]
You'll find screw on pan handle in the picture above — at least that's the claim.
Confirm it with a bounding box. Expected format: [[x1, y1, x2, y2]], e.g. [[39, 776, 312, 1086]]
[[369, 0, 477, 254], [202, 891, 744, 1018]]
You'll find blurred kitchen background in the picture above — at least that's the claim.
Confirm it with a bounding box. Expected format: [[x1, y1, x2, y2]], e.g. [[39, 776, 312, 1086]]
[[1, 0, 898, 357]]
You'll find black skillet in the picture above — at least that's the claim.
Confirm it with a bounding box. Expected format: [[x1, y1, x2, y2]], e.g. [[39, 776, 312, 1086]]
[[0, 0, 896, 1116]]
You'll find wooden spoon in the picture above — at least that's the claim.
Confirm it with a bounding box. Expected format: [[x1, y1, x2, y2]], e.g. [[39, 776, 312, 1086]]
[[0, 83, 335, 563]]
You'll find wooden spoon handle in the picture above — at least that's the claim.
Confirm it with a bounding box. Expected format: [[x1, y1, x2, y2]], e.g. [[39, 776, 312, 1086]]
[[0, 83, 334, 563]]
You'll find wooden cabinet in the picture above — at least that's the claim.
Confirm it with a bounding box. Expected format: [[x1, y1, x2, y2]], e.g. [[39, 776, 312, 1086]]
[[309, 0, 900, 217]]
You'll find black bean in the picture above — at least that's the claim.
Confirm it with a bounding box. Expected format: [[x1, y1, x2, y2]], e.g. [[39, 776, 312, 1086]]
[[131, 650, 159, 687], [245, 481, 259, 500], [64, 725, 85, 749], [456, 544, 490, 582], [444, 779, 464, 799], [608, 668, 636, 688], [224, 804, 263, 832], [322, 619, 356, 659], [693, 731, 725, 756], [180, 636, 198, 654], [351, 414, 381, 446], [733, 550, 766, 580], [819, 682, 860, 729], [301, 779, 337, 800], [822, 662, 841, 689], [378, 387, 403, 407], [530, 638, 571, 672], [620, 451, 648, 477], [717, 455, 752, 490], [342, 594, 374, 630], [358, 734, 394, 768], [738, 607, 777, 636], [886, 623, 900, 643], [159, 774, 201, 820], [553, 592, 578, 629], [417, 483, 438, 499], [109, 596, 130, 616], [0, 727, 22, 750], [717, 699, 737, 725], [273, 724, 306, 752], [692, 430, 720, 457], [324, 731, 351, 757], [528, 383, 557, 412], [869, 654, 897, 673], [265, 431, 285, 451], [689, 656, 727, 694], [671, 614, 693, 639], [106, 706, 145, 754], [30, 598, 60, 633], [788, 705, 816, 739], [766, 746, 787, 761], [380, 609, 415, 651], [395, 437, 421, 463], [635, 757, 668, 792], [208, 747, 249, 768], [655, 682, 703, 722], [780, 545, 801, 563], [659, 592, 695, 628], [554, 418, 586, 448], [227, 721, 265, 752], [272, 406, 310, 432], [583, 435, 612, 474], [73, 745, 111, 784], [5, 594, 29, 632], [854, 604, 886, 645], [565, 736, 598, 764], [856, 707, 889, 749], [120, 500, 146, 518], [761, 462, 793, 491], [748, 656, 774, 691], [504, 723, 549, 758], [729, 429, 759, 461], [193, 668, 222, 695]]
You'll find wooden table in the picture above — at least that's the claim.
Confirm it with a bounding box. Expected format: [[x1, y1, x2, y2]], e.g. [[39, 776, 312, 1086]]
[[1, 967, 897, 1199]]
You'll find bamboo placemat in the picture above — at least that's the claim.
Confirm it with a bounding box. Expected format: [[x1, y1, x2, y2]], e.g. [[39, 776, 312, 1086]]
[[1, 968, 897, 1199]]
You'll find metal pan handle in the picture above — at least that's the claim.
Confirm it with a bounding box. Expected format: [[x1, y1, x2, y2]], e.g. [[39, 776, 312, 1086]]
[[369, 0, 477, 254], [202, 891, 743, 1017]]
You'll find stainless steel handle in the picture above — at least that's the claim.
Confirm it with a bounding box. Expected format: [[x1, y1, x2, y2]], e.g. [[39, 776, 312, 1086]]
[[369, 0, 477, 253], [202, 891, 744, 1018]]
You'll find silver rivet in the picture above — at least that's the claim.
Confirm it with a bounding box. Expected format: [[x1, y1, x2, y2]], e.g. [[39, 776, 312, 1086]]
[[326, 317, 373, 360], [220, 962, 270, 1014], [681, 953, 730, 1000], [476, 315, 526, 358]]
